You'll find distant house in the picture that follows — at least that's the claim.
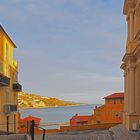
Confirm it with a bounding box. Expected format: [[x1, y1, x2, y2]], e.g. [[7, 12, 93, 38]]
[[92, 92, 124, 124], [20, 115, 41, 125], [19, 115, 42, 134], [70, 114, 92, 126]]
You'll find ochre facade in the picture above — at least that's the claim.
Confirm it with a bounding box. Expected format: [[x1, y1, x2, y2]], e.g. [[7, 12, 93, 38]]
[[121, 0, 140, 130], [91, 93, 124, 125], [0, 25, 22, 133]]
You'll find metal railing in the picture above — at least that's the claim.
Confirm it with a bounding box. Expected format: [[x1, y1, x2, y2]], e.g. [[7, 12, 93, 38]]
[[0, 75, 10, 86], [0, 121, 47, 140], [3, 104, 17, 113], [13, 83, 22, 91]]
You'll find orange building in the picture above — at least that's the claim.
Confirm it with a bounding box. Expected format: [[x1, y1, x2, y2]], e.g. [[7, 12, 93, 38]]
[[19, 115, 42, 134], [70, 114, 92, 126], [92, 92, 124, 124]]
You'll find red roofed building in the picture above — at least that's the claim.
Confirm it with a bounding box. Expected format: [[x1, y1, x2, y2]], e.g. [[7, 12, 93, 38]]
[[70, 114, 92, 126], [92, 92, 124, 124], [104, 93, 124, 99], [20, 115, 41, 124]]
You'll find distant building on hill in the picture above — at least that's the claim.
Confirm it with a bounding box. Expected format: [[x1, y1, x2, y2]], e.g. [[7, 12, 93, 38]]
[[70, 114, 92, 126], [91, 92, 124, 124]]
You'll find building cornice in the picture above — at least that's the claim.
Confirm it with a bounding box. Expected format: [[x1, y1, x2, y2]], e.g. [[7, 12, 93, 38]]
[[122, 53, 133, 62], [123, 0, 137, 15], [122, 41, 140, 62], [0, 25, 17, 48]]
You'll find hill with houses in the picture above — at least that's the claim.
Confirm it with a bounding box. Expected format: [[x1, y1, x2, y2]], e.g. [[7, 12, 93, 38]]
[[18, 92, 79, 109]]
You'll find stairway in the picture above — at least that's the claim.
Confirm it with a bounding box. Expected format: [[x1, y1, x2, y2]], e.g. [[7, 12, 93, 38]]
[[109, 124, 136, 140]]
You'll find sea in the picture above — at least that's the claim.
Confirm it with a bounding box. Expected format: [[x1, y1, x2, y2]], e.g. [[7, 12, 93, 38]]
[[20, 104, 99, 129]]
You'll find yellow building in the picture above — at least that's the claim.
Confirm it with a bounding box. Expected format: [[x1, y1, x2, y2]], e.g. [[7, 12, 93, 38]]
[[121, 0, 140, 130], [0, 25, 22, 133]]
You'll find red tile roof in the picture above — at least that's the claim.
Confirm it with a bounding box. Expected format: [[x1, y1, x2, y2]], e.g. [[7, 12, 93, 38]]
[[104, 92, 124, 99], [20, 115, 41, 124], [71, 114, 91, 123], [95, 105, 105, 110]]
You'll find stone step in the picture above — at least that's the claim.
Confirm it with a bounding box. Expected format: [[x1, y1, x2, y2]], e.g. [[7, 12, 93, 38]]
[[109, 124, 136, 140], [45, 130, 113, 140], [0, 134, 31, 140]]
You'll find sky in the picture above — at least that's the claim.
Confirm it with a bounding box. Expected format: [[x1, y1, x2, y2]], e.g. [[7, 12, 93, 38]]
[[0, 0, 126, 104]]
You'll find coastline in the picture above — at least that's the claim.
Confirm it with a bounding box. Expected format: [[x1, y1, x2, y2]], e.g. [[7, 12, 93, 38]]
[[19, 104, 88, 110]]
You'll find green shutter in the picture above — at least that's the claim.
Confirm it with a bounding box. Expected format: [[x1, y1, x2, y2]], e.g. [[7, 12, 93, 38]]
[[108, 99, 110, 104], [120, 111, 123, 118], [0, 60, 3, 73], [98, 110, 100, 116], [114, 110, 116, 116], [120, 99, 123, 104], [108, 111, 110, 116], [114, 99, 116, 104]]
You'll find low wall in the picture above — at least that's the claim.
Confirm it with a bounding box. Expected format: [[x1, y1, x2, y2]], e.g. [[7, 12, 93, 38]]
[[60, 123, 121, 132], [46, 129, 61, 134], [46, 123, 121, 134], [0, 134, 31, 140]]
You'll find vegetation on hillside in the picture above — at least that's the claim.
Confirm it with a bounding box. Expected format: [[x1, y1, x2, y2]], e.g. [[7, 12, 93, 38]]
[[18, 92, 79, 109]]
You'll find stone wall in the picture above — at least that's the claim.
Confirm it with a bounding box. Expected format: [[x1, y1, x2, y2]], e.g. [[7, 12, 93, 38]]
[[0, 134, 31, 140]]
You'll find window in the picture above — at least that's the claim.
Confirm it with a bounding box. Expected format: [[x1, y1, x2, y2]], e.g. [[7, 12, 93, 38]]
[[98, 110, 101, 116], [114, 99, 116, 104], [6, 90, 10, 104], [120, 111, 123, 118], [0, 60, 2, 73], [114, 110, 117, 117], [120, 99, 123, 104], [14, 92, 17, 105], [108, 111, 110, 116], [14, 72, 18, 83], [6, 43, 9, 62], [14, 114, 16, 133], [6, 65, 10, 77], [108, 99, 110, 104]]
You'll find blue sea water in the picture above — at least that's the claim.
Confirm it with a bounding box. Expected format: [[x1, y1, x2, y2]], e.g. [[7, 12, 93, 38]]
[[20, 104, 99, 129]]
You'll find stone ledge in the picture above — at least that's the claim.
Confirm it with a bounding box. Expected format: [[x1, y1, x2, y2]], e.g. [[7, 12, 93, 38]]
[[0, 134, 31, 140]]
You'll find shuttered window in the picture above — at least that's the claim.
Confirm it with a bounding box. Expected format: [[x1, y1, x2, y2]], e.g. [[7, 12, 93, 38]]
[[120, 111, 123, 118], [0, 62, 2, 73], [6, 90, 10, 104]]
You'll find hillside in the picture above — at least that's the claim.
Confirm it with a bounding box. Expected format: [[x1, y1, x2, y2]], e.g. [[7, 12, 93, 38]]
[[18, 92, 79, 109]]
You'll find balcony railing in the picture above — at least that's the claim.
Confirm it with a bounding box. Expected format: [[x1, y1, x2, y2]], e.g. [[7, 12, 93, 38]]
[[0, 76, 10, 87], [4, 104, 17, 114], [13, 83, 22, 92]]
